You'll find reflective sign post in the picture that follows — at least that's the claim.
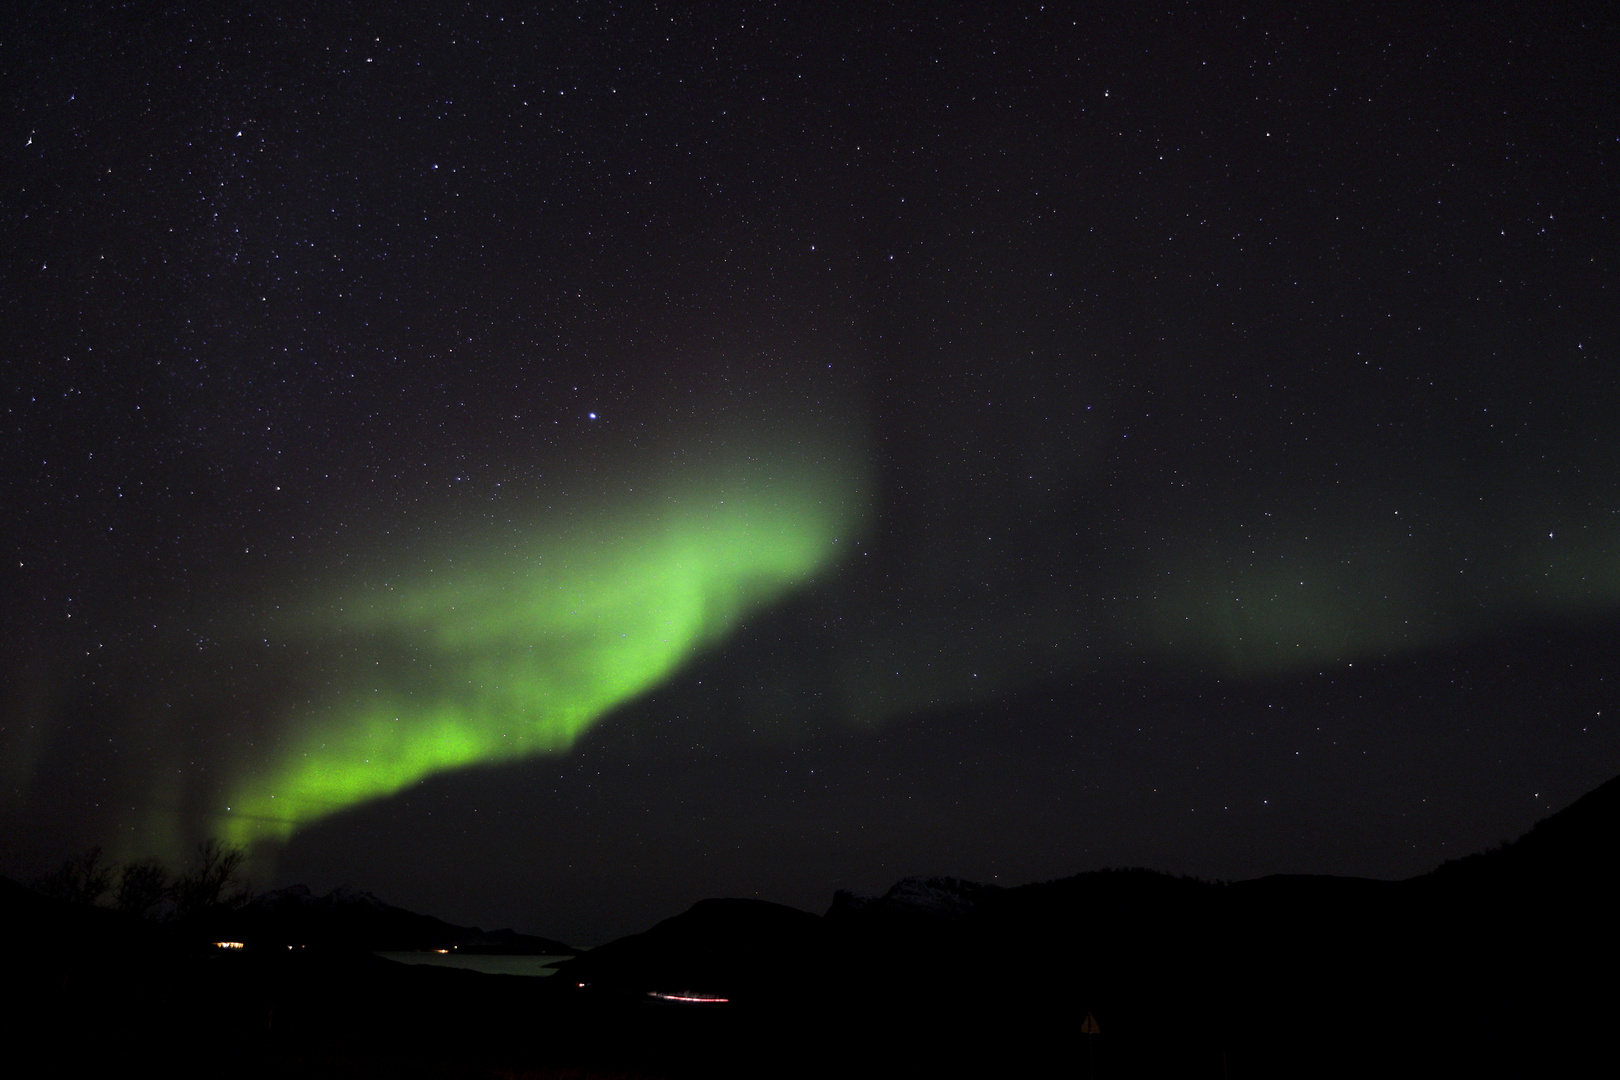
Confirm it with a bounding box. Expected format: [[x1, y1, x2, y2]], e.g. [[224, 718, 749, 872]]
[[1081, 1011, 1100, 1079]]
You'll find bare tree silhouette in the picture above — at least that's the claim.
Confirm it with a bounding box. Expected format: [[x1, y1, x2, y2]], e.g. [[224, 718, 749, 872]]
[[114, 858, 171, 918], [172, 839, 251, 921], [33, 847, 114, 906]]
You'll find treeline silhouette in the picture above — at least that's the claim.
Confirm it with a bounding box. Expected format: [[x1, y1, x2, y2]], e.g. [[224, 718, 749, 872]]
[[30, 838, 250, 922]]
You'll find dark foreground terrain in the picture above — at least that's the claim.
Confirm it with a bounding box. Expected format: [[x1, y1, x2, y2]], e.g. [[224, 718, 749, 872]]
[[8, 775, 1618, 1078]]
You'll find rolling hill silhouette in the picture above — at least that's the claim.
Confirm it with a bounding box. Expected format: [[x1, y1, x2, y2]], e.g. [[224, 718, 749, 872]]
[[7, 771, 1616, 1078]]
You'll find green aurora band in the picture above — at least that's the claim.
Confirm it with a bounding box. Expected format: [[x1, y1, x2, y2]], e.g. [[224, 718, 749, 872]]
[[218, 460, 863, 848]]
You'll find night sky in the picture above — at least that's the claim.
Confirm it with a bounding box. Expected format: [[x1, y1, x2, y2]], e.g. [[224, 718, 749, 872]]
[[4, 2, 1619, 945]]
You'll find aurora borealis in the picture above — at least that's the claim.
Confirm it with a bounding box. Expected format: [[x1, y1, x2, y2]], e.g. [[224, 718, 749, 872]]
[[4, 4, 1620, 944], [220, 450, 866, 845]]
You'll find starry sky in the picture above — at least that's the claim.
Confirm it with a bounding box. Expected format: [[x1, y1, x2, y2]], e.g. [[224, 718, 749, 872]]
[[4, 2, 1619, 945]]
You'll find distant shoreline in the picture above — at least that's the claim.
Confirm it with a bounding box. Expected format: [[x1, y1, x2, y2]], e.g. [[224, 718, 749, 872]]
[[375, 951, 576, 977]]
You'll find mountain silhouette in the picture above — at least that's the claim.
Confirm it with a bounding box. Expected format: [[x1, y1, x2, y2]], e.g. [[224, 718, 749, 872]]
[[219, 884, 574, 953], [7, 771, 1617, 1078]]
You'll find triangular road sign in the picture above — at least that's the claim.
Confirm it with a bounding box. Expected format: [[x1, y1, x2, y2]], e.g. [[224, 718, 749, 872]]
[[1081, 1012, 1101, 1035]]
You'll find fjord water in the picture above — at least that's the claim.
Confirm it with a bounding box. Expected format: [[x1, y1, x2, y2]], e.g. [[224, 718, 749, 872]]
[[375, 952, 574, 977]]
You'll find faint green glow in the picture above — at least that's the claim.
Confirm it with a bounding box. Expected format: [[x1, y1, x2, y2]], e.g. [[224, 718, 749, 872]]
[[221, 460, 863, 846], [1137, 513, 1620, 676], [1140, 558, 1444, 674]]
